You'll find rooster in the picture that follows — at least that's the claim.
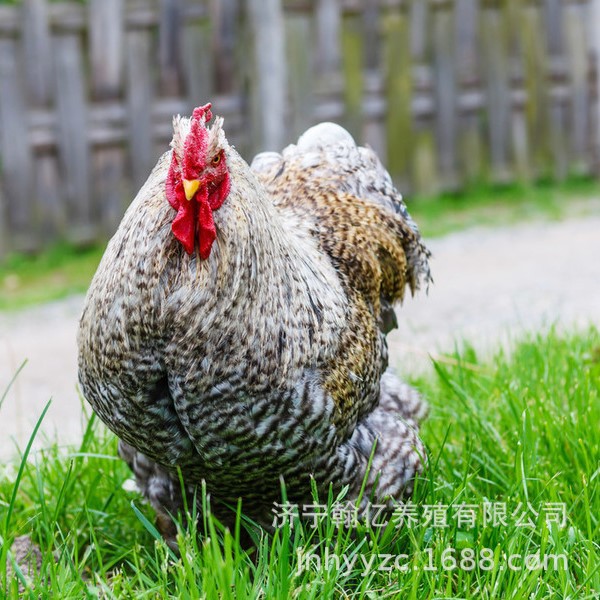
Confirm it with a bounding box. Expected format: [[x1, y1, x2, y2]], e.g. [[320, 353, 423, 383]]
[[78, 104, 431, 546]]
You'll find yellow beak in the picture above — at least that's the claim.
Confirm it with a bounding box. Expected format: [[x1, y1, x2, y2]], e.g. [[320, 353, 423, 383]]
[[183, 179, 200, 201]]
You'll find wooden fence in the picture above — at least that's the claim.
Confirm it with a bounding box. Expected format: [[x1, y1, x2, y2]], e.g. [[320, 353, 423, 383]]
[[0, 0, 597, 257]]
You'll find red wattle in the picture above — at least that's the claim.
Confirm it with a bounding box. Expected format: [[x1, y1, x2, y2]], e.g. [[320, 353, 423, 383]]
[[209, 174, 231, 211], [171, 200, 196, 255], [197, 198, 217, 260]]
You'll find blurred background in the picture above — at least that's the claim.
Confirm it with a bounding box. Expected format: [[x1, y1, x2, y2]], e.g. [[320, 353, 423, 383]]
[[0, 0, 598, 257]]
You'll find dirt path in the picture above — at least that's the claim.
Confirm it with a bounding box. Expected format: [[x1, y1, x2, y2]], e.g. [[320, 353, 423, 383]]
[[1, 215, 599, 459]]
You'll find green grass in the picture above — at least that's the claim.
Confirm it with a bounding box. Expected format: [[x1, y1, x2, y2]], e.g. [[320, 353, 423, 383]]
[[0, 328, 598, 598], [0, 243, 105, 311], [1, 179, 599, 311], [407, 177, 600, 238]]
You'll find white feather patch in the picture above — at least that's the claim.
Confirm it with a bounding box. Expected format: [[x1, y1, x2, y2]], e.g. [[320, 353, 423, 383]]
[[296, 122, 356, 151]]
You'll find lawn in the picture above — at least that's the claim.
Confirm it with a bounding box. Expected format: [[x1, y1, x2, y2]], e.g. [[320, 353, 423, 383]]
[[0, 328, 598, 598]]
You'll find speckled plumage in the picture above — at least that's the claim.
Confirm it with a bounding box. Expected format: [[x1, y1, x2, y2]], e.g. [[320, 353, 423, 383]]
[[77, 113, 431, 545]]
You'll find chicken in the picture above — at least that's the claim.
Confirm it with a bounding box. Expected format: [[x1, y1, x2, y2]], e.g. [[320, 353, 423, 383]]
[[77, 104, 431, 546]]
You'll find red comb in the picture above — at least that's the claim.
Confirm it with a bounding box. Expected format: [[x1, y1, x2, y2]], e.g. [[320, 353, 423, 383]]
[[183, 103, 212, 180], [192, 103, 212, 123]]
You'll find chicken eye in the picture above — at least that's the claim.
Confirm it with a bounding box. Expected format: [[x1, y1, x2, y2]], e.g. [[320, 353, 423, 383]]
[[212, 154, 221, 166]]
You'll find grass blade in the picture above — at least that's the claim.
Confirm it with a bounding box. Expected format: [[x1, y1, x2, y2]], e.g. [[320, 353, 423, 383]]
[[3, 398, 52, 536], [0, 360, 27, 411]]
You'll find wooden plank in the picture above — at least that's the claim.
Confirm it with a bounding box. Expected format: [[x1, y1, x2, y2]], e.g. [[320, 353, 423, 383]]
[[363, 0, 381, 70], [25, 96, 243, 150], [0, 37, 37, 252], [22, 0, 64, 240], [382, 3, 412, 190], [362, 74, 385, 162], [362, 1, 384, 158], [545, 0, 564, 56], [315, 0, 341, 75], [22, 0, 52, 105], [455, 0, 484, 186], [313, 0, 343, 121], [159, 0, 183, 96], [285, 12, 314, 142], [0, 0, 200, 35], [246, 0, 286, 152], [36, 152, 65, 243], [341, 8, 364, 141], [511, 2, 545, 182], [545, 0, 569, 180], [207, 0, 244, 151], [432, 0, 458, 191], [53, 32, 94, 244], [409, 0, 438, 195], [182, 10, 214, 110], [210, 0, 239, 93], [126, 27, 156, 190], [93, 149, 127, 235], [548, 62, 570, 182], [89, 0, 126, 234], [410, 0, 429, 59], [589, 0, 600, 173], [480, 1, 512, 183], [89, 0, 124, 99], [564, 0, 592, 174]]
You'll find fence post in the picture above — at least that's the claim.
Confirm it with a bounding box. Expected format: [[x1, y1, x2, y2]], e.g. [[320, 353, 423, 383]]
[[54, 29, 94, 244], [316, 0, 341, 75], [545, 0, 569, 181], [341, 5, 365, 141], [480, 0, 512, 183], [0, 35, 36, 252], [126, 21, 155, 191], [246, 0, 286, 153], [23, 0, 65, 242], [432, 0, 459, 191], [409, 1, 439, 196], [159, 0, 184, 97], [286, 8, 314, 141], [182, 4, 214, 110], [383, 0, 412, 190], [89, 0, 126, 234], [592, 0, 600, 173], [456, 0, 484, 187], [564, 0, 593, 175]]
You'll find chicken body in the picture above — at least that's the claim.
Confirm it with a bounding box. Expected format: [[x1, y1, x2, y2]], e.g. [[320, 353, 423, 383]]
[[77, 112, 430, 542]]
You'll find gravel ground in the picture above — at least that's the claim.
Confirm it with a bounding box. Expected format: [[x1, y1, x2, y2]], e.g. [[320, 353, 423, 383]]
[[1, 215, 599, 460]]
